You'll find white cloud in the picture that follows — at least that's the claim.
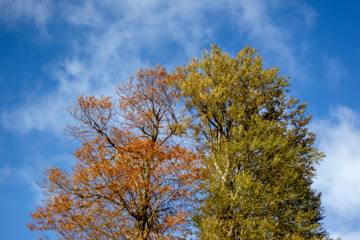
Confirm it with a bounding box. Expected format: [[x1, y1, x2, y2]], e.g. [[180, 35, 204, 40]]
[[232, 1, 292, 52], [0, 164, 43, 205], [330, 232, 360, 240], [228, 0, 318, 82], [0, 151, 76, 203], [1, 0, 320, 134], [0, 0, 51, 27], [312, 107, 360, 239], [300, 3, 319, 27], [60, 1, 104, 28], [1, 0, 217, 134], [1, 94, 71, 133], [0, 166, 12, 185], [324, 57, 347, 85]]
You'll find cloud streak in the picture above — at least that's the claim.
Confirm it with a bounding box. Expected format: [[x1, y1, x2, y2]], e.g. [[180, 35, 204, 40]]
[[1, 0, 319, 134], [0, 0, 51, 28], [312, 107, 360, 239], [229, 0, 318, 81]]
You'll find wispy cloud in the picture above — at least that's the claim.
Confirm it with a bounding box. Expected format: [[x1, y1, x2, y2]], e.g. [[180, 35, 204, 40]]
[[0, 164, 43, 205], [228, 0, 318, 80], [0, 151, 76, 203], [1, 0, 214, 134], [312, 107, 360, 238], [1, 0, 319, 134], [60, 1, 104, 28], [330, 231, 360, 240], [0, 0, 51, 28], [0, 165, 12, 185], [299, 3, 319, 27], [324, 57, 347, 86]]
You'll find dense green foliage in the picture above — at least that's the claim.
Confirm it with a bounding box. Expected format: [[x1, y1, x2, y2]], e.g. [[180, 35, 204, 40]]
[[176, 45, 327, 239]]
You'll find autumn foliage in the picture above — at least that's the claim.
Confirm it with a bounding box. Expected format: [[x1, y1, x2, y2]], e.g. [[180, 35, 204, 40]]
[[28, 65, 202, 239], [29, 46, 328, 239]]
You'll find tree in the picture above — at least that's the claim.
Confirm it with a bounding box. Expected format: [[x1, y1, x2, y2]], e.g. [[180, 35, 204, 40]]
[[175, 45, 327, 239], [28, 65, 202, 240]]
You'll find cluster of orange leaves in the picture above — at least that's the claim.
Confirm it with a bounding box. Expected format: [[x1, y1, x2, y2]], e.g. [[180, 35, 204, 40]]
[[28, 65, 203, 240]]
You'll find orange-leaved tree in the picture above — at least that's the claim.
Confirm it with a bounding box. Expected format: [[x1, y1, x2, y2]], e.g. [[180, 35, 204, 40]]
[[28, 65, 202, 240]]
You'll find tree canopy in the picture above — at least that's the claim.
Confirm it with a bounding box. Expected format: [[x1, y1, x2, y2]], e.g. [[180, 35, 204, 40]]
[[28, 65, 202, 240], [175, 45, 327, 239], [28, 46, 327, 239]]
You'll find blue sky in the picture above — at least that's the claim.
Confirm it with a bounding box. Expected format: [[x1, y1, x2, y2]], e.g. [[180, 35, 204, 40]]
[[0, 0, 359, 239]]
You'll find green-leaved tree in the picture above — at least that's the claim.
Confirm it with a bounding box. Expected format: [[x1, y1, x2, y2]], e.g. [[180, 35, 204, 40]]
[[175, 45, 327, 239]]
